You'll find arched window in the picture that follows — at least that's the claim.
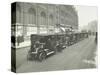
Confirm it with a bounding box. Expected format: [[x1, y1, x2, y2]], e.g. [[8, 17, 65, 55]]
[[49, 14, 53, 25], [28, 8, 36, 25], [40, 11, 46, 25], [16, 4, 21, 23]]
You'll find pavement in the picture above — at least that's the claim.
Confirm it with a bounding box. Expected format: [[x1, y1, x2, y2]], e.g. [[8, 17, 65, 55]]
[[15, 40, 30, 49], [16, 36, 97, 73]]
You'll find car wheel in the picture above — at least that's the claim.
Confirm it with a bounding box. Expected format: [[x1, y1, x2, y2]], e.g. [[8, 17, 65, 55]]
[[38, 52, 46, 61]]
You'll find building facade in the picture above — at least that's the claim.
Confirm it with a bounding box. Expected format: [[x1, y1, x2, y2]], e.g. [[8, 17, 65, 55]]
[[12, 2, 78, 41]]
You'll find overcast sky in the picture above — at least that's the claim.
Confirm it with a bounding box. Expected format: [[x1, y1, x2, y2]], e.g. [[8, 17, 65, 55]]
[[74, 5, 98, 29]]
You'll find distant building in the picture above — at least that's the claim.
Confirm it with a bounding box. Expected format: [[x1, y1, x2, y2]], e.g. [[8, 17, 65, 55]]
[[12, 2, 78, 40], [88, 20, 97, 32]]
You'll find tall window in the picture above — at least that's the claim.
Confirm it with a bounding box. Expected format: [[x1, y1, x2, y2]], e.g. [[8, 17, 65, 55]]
[[15, 4, 23, 36], [40, 11, 46, 25], [16, 4, 21, 24], [28, 8, 36, 25], [39, 11, 47, 34], [26, 8, 37, 36], [49, 14, 53, 25]]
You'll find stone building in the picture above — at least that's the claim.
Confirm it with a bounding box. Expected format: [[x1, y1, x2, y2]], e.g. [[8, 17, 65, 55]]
[[11, 2, 78, 41]]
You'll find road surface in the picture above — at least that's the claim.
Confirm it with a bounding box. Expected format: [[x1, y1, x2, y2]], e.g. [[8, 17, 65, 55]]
[[16, 36, 97, 73]]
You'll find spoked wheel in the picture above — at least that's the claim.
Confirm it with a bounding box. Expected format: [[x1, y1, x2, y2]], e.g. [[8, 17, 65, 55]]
[[38, 52, 46, 61]]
